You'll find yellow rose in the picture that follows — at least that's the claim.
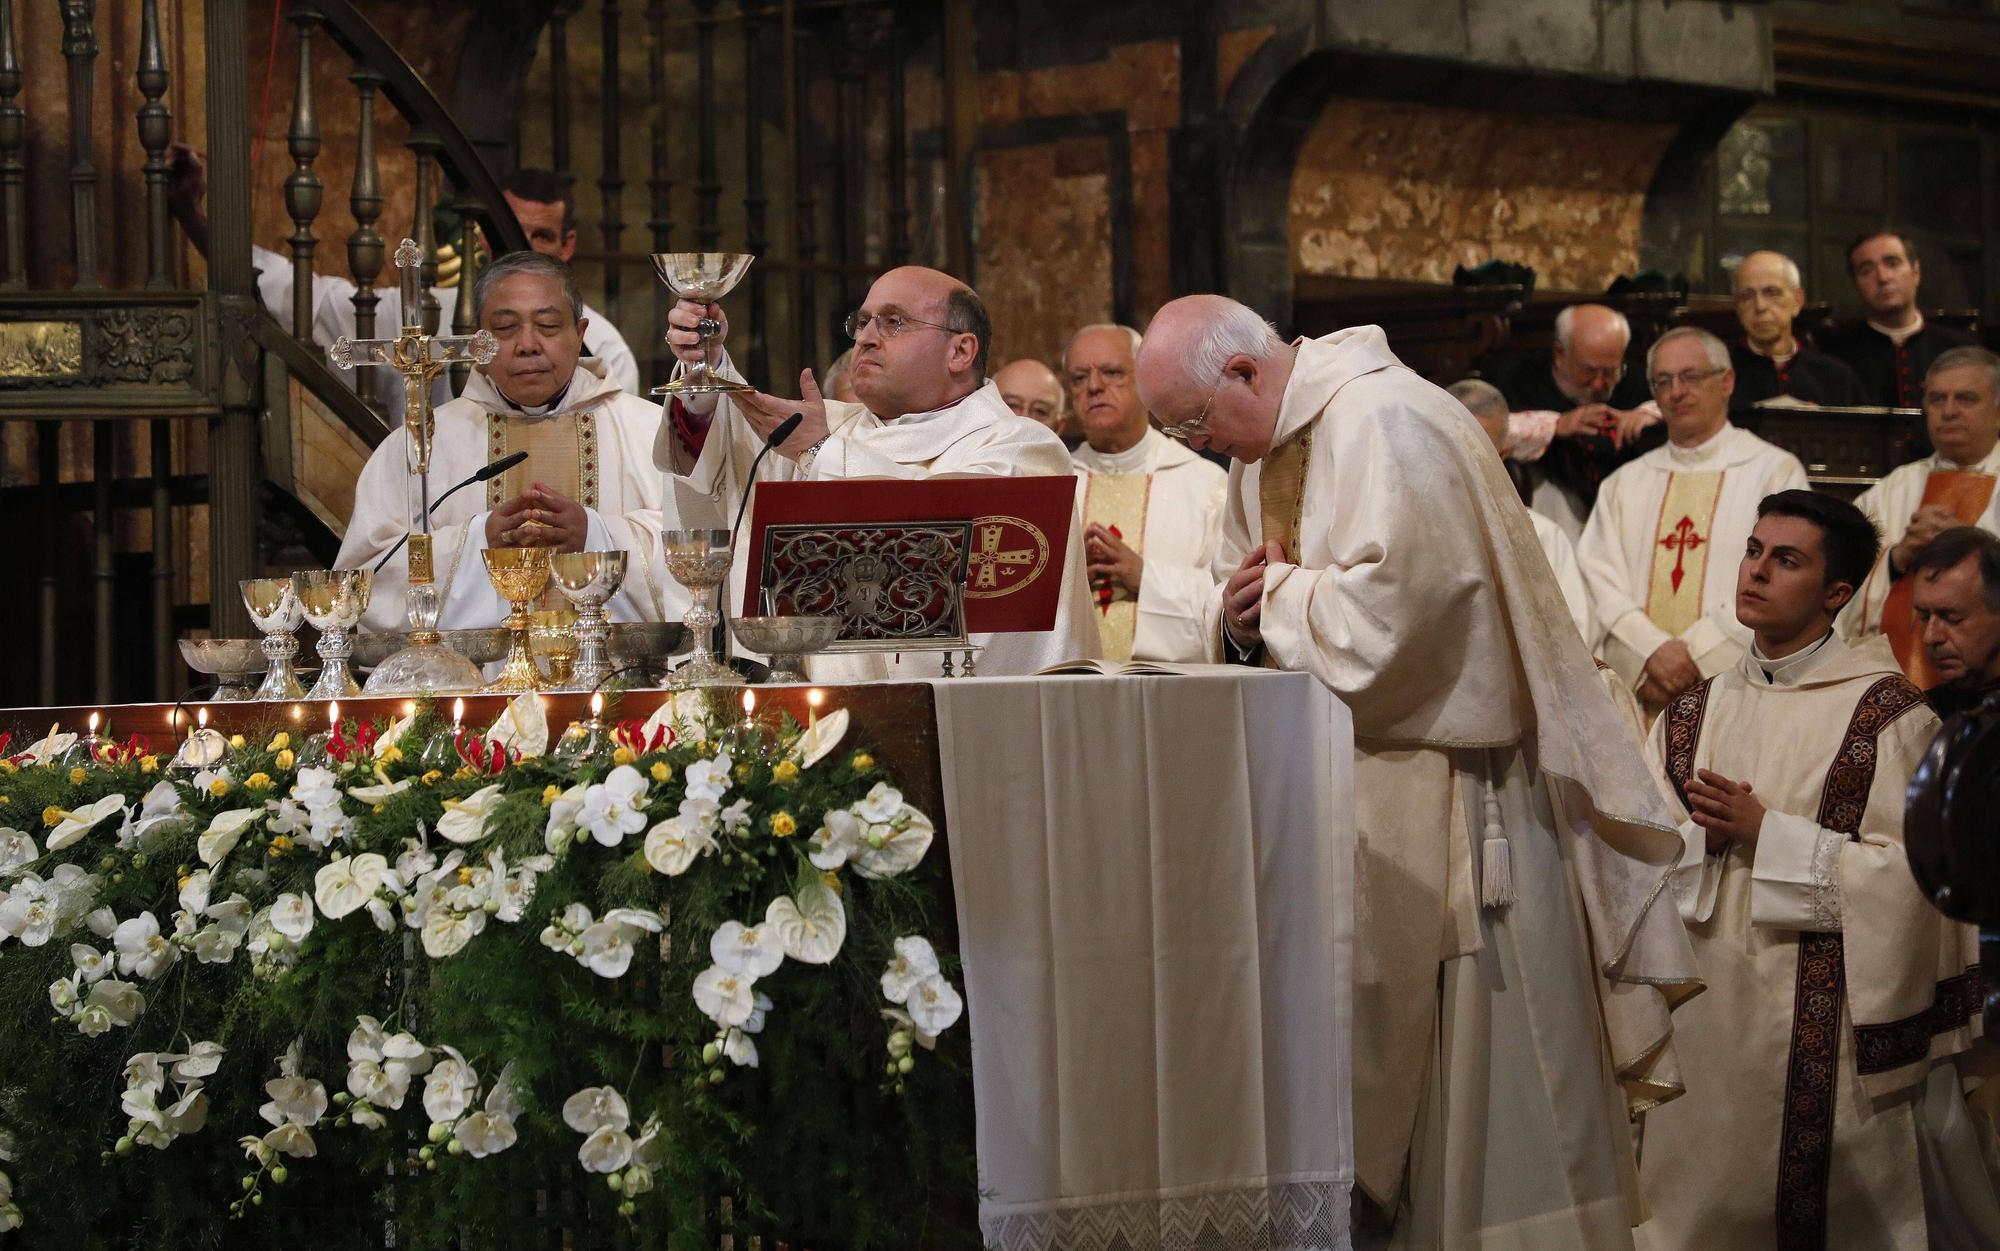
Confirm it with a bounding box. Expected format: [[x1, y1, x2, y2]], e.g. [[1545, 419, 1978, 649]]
[[770, 812, 798, 838], [771, 760, 800, 785], [208, 778, 231, 798], [734, 763, 754, 782], [423, 770, 444, 785], [372, 804, 385, 814], [612, 746, 636, 767], [454, 766, 476, 781], [541, 784, 559, 806], [649, 762, 671, 783], [268, 834, 293, 859], [380, 745, 403, 764], [266, 732, 291, 752], [67, 766, 87, 785], [138, 756, 157, 774], [0, 759, 16, 774], [274, 749, 296, 771], [850, 753, 875, 772], [41, 805, 64, 828], [244, 772, 273, 790], [228, 734, 246, 750]]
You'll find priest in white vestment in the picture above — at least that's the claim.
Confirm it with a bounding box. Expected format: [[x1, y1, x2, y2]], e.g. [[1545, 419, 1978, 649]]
[[1636, 490, 1991, 1250], [1451, 378, 1595, 643], [651, 266, 1100, 679], [1137, 298, 1702, 1250], [1064, 324, 1227, 662], [335, 252, 676, 632], [1577, 326, 1809, 711], [1840, 347, 2000, 685]]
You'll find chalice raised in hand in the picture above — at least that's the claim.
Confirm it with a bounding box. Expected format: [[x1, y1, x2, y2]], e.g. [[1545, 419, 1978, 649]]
[[662, 528, 743, 689], [651, 253, 754, 398], [482, 547, 553, 694]]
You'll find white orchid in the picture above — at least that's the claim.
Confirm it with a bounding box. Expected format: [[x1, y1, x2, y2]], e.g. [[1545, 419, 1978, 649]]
[[719, 797, 753, 836], [765, 883, 846, 965], [292, 766, 342, 814], [313, 852, 388, 920], [578, 765, 650, 847], [260, 1074, 328, 1129], [578, 1124, 635, 1173], [0, 828, 37, 876], [259, 1123, 318, 1158], [492, 853, 549, 925], [422, 1046, 479, 1124], [854, 782, 903, 824], [0, 1170, 17, 1232], [83, 978, 144, 1030], [683, 752, 734, 805], [436, 783, 505, 845], [880, 935, 941, 1003], [47, 974, 79, 1019], [455, 1062, 523, 1159], [177, 869, 212, 916], [245, 908, 301, 976], [0, 874, 56, 947], [124, 1050, 174, 1097], [720, 1027, 759, 1068], [197, 808, 261, 867], [174, 1041, 225, 1081], [269, 892, 315, 942], [692, 965, 757, 1028], [906, 972, 964, 1037], [561, 1085, 629, 1135], [708, 920, 784, 979], [540, 901, 593, 952], [83, 903, 117, 938], [575, 908, 663, 978], [70, 941, 113, 983], [806, 810, 864, 873], [543, 783, 589, 853], [345, 1016, 428, 1110], [113, 911, 179, 980]]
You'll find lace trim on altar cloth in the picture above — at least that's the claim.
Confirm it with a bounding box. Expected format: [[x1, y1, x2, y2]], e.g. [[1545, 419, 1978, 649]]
[[1808, 826, 1844, 931], [981, 1177, 1353, 1251]]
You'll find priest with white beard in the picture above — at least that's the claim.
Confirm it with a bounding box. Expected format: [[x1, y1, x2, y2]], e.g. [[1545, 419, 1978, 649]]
[[1577, 326, 1809, 711], [1065, 323, 1226, 662], [1136, 296, 1702, 1250], [335, 251, 676, 633], [652, 265, 1100, 679], [1839, 347, 2000, 685]]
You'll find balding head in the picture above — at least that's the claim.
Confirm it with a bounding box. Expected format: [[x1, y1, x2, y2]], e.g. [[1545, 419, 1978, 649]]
[[1552, 304, 1631, 404], [1731, 250, 1806, 354], [993, 358, 1065, 432], [1136, 295, 1293, 462], [1065, 324, 1150, 452], [1448, 378, 1511, 456], [849, 265, 991, 417]]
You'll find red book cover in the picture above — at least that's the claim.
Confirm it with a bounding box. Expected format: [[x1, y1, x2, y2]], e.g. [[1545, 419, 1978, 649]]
[[742, 476, 1078, 634]]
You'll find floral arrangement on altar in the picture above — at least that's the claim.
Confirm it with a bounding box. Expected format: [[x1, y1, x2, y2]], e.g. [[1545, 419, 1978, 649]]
[[0, 691, 976, 1250]]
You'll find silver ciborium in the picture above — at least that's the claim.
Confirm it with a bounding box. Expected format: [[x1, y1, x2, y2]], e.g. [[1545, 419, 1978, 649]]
[[663, 528, 742, 689], [242, 578, 306, 701], [730, 616, 841, 684], [551, 550, 628, 691], [650, 253, 754, 397], [178, 638, 269, 701], [295, 569, 373, 700]]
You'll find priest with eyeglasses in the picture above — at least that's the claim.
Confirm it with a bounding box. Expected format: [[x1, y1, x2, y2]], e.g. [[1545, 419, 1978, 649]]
[[651, 265, 1100, 678]]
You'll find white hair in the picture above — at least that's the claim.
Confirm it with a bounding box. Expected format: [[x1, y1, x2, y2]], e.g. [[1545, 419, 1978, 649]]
[[1181, 301, 1284, 384], [1928, 345, 2000, 397], [1553, 304, 1631, 353], [1064, 323, 1143, 368], [1646, 325, 1731, 377], [1447, 378, 1508, 420], [1730, 251, 1802, 290]]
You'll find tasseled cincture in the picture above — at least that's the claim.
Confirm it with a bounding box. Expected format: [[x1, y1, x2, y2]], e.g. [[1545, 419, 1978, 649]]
[[1479, 755, 1516, 909]]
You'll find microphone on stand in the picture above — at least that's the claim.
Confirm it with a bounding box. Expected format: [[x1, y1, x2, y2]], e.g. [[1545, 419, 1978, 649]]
[[716, 413, 805, 655], [370, 451, 531, 574]]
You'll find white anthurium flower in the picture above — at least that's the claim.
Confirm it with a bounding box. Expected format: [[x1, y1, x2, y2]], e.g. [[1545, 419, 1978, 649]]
[[765, 883, 846, 965], [648, 689, 713, 742], [197, 808, 261, 867], [174, 1041, 225, 1081], [486, 691, 548, 759], [0, 828, 37, 876], [269, 892, 315, 942], [721, 1027, 759, 1068], [261, 1123, 318, 1158], [852, 806, 936, 881], [691, 965, 757, 1028], [543, 783, 589, 853], [578, 766, 651, 848], [709, 920, 785, 979], [806, 810, 863, 873], [906, 974, 965, 1037], [70, 942, 113, 984], [122, 781, 187, 847], [643, 814, 716, 877], [788, 706, 850, 769], [422, 1047, 478, 1123], [373, 711, 416, 759], [683, 753, 734, 805], [86, 978, 144, 1028], [578, 1125, 635, 1174], [347, 777, 413, 805], [313, 852, 388, 920], [561, 1085, 629, 1135], [21, 730, 75, 765], [436, 784, 505, 845], [46, 794, 126, 852], [420, 908, 483, 960], [177, 869, 212, 916], [880, 935, 942, 1004], [113, 912, 178, 980]]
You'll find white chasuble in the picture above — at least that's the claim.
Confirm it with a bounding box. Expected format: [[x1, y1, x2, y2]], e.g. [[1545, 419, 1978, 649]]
[[657, 368, 1101, 679], [1637, 635, 1987, 1251], [335, 359, 679, 634], [1840, 444, 2000, 684], [1529, 507, 1596, 643], [1204, 327, 1702, 1249], [1577, 424, 1809, 691], [1072, 428, 1227, 662]]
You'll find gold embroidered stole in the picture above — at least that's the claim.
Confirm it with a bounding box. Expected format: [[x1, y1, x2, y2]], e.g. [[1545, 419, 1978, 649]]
[[484, 410, 601, 511], [1257, 427, 1314, 669], [1643, 470, 1725, 637], [1082, 473, 1151, 661], [1882, 470, 1996, 687]]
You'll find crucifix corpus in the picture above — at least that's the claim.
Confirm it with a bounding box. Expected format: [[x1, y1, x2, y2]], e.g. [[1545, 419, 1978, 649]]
[[328, 237, 499, 694]]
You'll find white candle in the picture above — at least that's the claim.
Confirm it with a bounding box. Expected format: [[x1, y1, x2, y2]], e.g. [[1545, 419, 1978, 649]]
[[806, 689, 822, 735], [328, 700, 340, 737], [451, 697, 465, 734]]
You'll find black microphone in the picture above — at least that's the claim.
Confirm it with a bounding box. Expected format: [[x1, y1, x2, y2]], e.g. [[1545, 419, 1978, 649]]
[[369, 451, 531, 573], [717, 413, 806, 654]]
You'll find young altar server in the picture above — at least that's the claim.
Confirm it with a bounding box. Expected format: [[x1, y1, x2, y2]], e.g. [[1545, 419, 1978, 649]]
[[1637, 489, 1991, 1250]]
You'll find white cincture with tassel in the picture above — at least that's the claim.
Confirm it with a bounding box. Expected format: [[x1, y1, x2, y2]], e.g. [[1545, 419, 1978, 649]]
[[1479, 747, 1516, 909]]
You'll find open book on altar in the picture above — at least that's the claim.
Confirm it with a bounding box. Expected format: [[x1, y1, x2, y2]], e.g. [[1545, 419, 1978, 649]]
[[742, 475, 1078, 649], [1035, 658, 1222, 676]]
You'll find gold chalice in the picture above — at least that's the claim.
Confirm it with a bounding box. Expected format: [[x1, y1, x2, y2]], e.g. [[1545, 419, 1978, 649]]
[[481, 547, 553, 693], [531, 608, 581, 688]]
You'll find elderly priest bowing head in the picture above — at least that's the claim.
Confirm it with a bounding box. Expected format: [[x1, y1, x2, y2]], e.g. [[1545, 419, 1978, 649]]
[[652, 266, 1100, 679], [335, 251, 679, 633], [1135, 296, 1701, 1250]]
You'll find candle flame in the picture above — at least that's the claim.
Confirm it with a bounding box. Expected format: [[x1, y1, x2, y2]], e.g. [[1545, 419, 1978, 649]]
[[403, 700, 417, 717], [197, 708, 208, 729], [742, 690, 756, 714], [807, 689, 823, 709], [452, 697, 465, 726], [289, 704, 303, 722], [329, 700, 340, 730], [88, 711, 99, 735], [590, 692, 603, 716]]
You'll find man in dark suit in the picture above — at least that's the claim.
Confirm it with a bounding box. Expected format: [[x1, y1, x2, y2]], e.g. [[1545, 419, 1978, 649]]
[[1817, 229, 1978, 411], [1724, 249, 1865, 411]]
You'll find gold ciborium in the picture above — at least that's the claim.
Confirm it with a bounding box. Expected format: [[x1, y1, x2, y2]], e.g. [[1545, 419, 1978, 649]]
[[481, 547, 553, 693], [531, 608, 581, 688]]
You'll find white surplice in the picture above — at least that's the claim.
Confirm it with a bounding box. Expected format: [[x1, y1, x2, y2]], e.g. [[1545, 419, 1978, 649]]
[[1577, 423, 1809, 689], [655, 379, 1102, 680], [1529, 506, 1595, 644], [1636, 633, 1989, 1251], [1071, 428, 1228, 662], [1204, 327, 1702, 1249], [1840, 443, 2000, 642], [334, 358, 678, 633]]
